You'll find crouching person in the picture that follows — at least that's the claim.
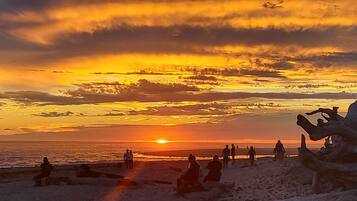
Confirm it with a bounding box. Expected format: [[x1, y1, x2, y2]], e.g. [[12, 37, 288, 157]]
[[33, 157, 53, 186], [203, 155, 222, 183], [177, 154, 202, 194]]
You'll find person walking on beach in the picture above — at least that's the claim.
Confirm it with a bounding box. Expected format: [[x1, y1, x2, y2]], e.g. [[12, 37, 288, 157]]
[[231, 144, 236, 163], [203, 155, 222, 182], [273, 140, 286, 160], [248, 146, 256, 166], [124, 149, 130, 169], [222, 145, 230, 168], [33, 157, 53, 186]]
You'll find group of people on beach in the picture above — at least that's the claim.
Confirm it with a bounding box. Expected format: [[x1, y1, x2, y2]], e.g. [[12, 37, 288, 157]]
[[177, 154, 222, 194], [222, 144, 236, 168], [176, 140, 286, 193], [32, 141, 286, 190]]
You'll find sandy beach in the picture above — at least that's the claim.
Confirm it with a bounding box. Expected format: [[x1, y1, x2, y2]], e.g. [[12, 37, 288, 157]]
[[1, 157, 355, 201]]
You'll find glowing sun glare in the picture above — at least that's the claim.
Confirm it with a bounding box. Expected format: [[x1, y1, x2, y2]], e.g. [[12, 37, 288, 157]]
[[156, 139, 168, 144]]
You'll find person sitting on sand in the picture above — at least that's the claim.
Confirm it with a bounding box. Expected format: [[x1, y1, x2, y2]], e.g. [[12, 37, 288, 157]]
[[203, 155, 222, 182], [177, 154, 201, 194], [33, 157, 53, 186], [222, 145, 230, 168], [273, 140, 286, 160], [248, 146, 256, 166]]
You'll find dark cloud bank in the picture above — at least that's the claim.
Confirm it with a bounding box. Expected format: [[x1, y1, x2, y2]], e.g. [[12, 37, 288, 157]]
[[0, 79, 356, 106]]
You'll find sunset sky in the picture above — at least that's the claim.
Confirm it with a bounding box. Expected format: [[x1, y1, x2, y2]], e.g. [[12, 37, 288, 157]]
[[0, 0, 356, 144]]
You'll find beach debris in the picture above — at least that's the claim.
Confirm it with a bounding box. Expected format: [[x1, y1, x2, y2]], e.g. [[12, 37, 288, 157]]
[[296, 101, 357, 192]]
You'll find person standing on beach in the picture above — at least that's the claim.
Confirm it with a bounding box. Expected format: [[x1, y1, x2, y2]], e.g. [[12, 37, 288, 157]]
[[222, 145, 230, 168], [124, 149, 130, 169], [248, 146, 256, 166], [231, 144, 236, 162], [129, 150, 134, 169]]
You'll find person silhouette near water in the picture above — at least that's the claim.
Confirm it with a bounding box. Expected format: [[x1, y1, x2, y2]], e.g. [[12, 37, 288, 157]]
[[124, 149, 130, 169], [248, 146, 256, 166], [231, 144, 236, 161], [222, 145, 230, 168], [33, 157, 53, 186], [129, 150, 134, 169]]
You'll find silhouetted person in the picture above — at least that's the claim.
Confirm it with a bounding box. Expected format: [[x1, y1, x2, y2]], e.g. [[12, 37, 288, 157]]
[[124, 149, 130, 169], [203, 155, 222, 182], [33, 157, 53, 186], [129, 150, 134, 169], [274, 140, 286, 160], [248, 146, 256, 166], [177, 154, 201, 194], [222, 145, 230, 168], [231, 144, 236, 161]]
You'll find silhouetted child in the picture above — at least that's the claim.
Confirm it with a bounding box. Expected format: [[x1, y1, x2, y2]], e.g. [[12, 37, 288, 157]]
[[33, 157, 53, 186], [203, 155, 222, 182]]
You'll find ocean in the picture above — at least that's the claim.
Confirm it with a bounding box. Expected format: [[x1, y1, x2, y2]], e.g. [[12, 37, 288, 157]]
[[0, 141, 299, 168]]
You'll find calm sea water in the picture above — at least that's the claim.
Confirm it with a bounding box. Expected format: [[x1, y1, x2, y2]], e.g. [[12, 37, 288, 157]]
[[0, 141, 298, 168]]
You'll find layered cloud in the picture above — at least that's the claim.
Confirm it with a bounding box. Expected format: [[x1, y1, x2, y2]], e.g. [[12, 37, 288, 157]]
[[1, 79, 356, 106], [0, 0, 357, 140], [33, 111, 74, 117]]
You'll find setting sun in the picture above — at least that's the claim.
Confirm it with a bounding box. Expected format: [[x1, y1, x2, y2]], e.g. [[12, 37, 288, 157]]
[[156, 139, 168, 144]]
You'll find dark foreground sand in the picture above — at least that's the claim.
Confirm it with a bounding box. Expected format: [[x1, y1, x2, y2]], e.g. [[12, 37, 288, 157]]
[[0, 157, 355, 201]]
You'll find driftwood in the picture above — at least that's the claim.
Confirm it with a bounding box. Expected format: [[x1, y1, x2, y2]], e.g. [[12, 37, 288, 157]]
[[297, 101, 357, 190]]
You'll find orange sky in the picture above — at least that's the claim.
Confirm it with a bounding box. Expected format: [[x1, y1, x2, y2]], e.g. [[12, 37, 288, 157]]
[[0, 0, 356, 144]]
